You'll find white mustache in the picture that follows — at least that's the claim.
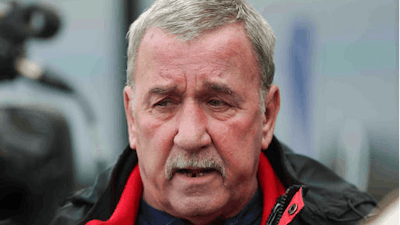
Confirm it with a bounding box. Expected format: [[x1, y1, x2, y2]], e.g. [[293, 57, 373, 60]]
[[165, 154, 225, 180]]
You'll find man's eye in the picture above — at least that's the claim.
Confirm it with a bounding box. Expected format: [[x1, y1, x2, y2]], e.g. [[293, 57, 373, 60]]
[[155, 99, 172, 107], [208, 99, 232, 110], [208, 99, 226, 106]]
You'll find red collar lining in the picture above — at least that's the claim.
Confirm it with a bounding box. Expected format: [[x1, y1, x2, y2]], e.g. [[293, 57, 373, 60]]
[[85, 165, 142, 225], [258, 152, 287, 225]]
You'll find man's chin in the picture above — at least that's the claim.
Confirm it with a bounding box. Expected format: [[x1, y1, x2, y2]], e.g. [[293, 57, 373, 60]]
[[163, 171, 233, 218], [167, 196, 228, 224]]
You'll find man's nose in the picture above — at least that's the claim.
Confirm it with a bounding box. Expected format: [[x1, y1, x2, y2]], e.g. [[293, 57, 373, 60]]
[[174, 101, 211, 152]]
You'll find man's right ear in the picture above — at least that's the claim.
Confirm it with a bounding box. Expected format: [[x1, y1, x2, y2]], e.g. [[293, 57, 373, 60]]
[[123, 86, 136, 150]]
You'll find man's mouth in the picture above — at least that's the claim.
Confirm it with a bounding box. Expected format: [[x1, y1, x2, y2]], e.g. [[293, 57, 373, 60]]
[[165, 157, 226, 180], [175, 168, 217, 177]]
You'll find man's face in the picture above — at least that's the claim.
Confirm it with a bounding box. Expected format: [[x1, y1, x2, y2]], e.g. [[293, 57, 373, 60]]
[[124, 23, 279, 224]]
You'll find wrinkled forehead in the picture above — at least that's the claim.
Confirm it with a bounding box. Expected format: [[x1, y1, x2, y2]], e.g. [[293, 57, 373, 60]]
[[136, 23, 260, 79]]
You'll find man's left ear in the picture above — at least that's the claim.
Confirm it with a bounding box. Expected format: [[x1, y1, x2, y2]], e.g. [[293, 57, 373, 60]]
[[261, 85, 280, 150], [123, 86, 137, 150]]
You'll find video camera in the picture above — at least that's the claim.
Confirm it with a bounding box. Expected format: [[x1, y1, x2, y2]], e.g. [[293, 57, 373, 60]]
[[0, 2, 75, 225]]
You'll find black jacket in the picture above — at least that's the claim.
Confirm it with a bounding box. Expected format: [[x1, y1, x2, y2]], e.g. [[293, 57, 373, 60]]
[[51, 137, 376, 225]]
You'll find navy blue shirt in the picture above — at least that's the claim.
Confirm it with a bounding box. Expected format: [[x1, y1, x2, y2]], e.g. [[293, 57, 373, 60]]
[[136, 188, 263, 225]]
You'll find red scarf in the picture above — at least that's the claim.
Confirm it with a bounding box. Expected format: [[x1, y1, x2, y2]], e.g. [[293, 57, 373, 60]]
[[86, 153, 292, 225]]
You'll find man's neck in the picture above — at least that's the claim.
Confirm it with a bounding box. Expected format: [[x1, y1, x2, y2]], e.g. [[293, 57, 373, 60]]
[[136, 188, 263, 225]]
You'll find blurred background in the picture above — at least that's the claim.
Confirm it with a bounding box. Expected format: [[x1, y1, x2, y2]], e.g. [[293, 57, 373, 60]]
[[0, 0, 397, 224]]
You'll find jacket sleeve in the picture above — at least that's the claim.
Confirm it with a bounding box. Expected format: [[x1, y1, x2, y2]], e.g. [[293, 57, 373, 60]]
[[50, 165, 115, 225]]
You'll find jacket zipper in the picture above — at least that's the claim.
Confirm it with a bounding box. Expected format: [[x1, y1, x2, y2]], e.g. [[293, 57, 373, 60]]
[[265, 194, 288, 225], [266, 185, 304, 225]]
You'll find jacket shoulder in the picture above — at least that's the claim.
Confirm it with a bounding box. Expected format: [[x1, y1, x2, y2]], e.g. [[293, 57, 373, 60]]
[[51, 145, 138, 224], [50, 165, 114, 225], [278, 142, 377, 224]]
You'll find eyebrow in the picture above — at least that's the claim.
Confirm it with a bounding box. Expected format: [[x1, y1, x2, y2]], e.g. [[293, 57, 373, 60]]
[[204, 82, 232, 94], [145, 82, 243, 102], [144, 85, 180, 104], [202, 81, 243, 102], [149, 86, 178, 95]]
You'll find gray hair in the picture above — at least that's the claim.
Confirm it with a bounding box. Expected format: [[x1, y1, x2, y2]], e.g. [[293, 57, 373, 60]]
[[126, 0, 275, 110]]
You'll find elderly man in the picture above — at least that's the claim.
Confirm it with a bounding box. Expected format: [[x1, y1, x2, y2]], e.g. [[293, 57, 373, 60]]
[[52, 0, 376, 224]]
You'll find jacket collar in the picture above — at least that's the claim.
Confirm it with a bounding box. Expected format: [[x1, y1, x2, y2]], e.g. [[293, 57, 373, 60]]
[[80, 136, 376, 225]]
